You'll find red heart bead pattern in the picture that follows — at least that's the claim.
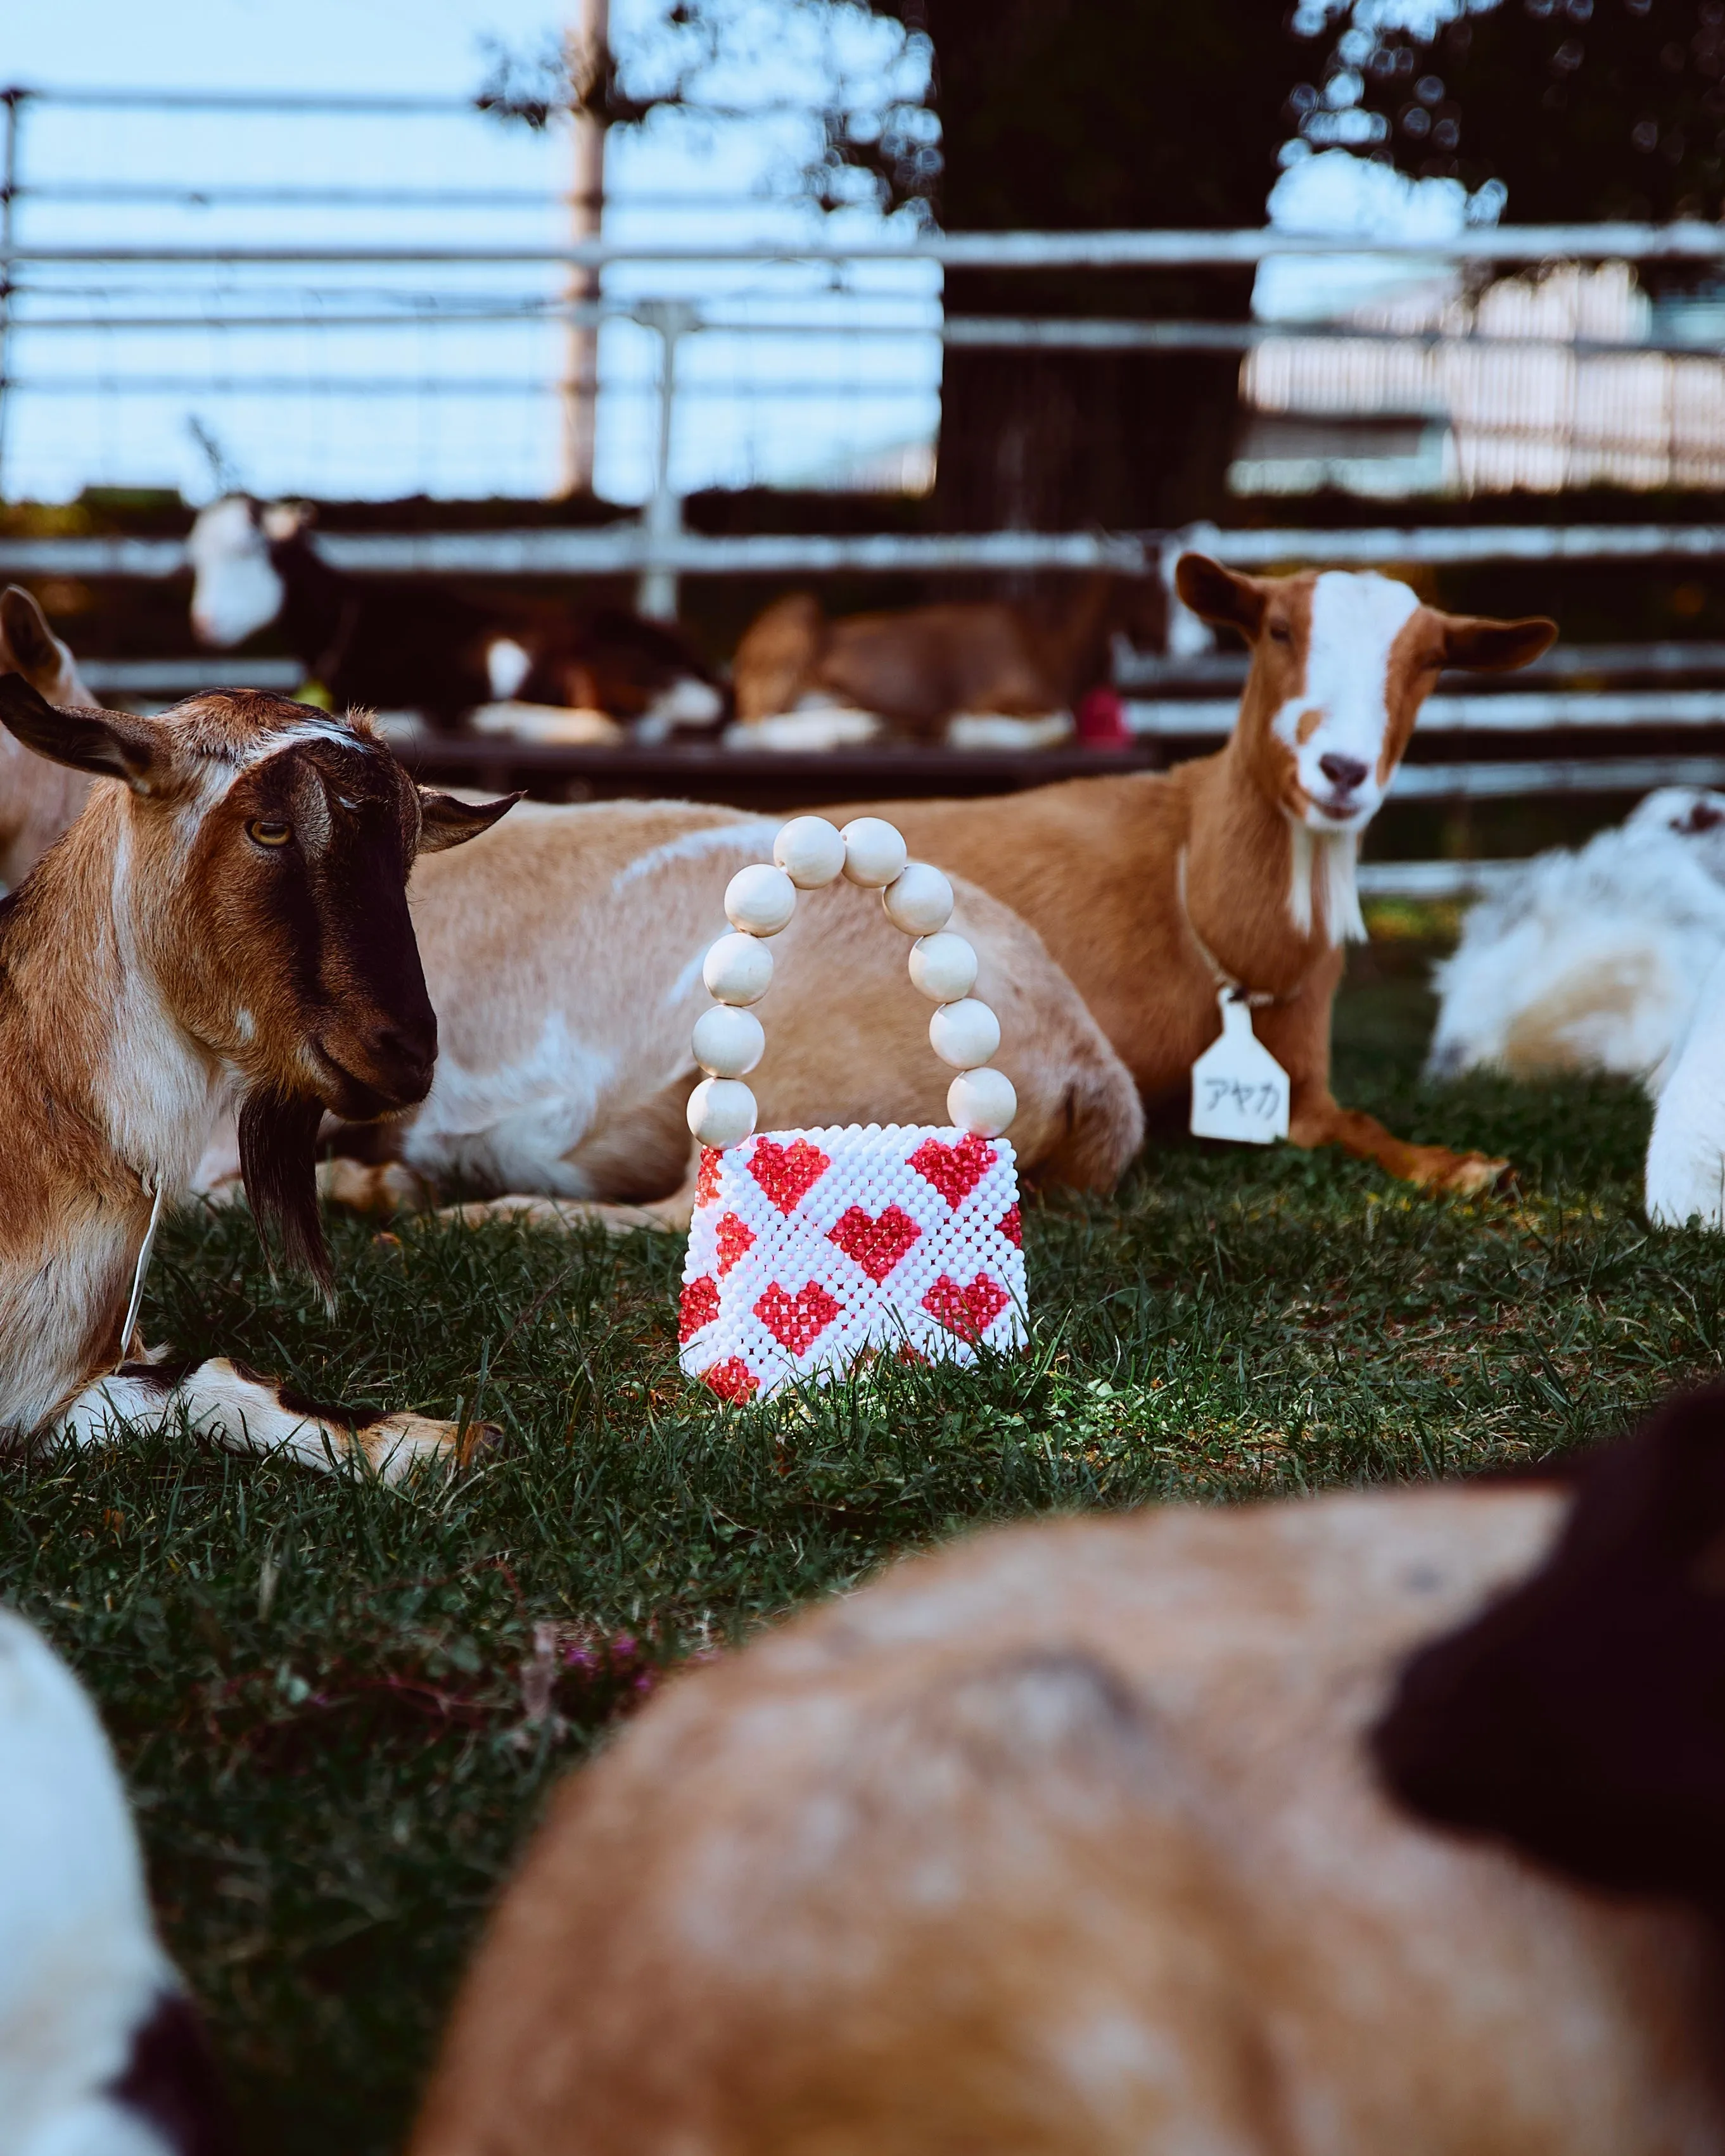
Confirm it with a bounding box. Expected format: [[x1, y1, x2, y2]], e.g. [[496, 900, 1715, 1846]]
[[679, 1275, 720, 1343], [754, 1280, 843, 1354], [715, 1213, 755, 1277], [696, 1147, 723, 1207], [997, 1202, 1023, 1248], [703, 1357, 759, 1404], [910, 1132, 998, 1210], [748, 1137, 832, 1215], [828, 1204, 922, 1283], [922, 1272, 1010, 1341]]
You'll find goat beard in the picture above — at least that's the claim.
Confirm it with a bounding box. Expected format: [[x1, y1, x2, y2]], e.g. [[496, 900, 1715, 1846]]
[[238, 1086, 333, 1303]]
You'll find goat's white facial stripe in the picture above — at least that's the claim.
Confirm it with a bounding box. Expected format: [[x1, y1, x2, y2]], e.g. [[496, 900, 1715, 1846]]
[[1271, 572, 1419, 835]]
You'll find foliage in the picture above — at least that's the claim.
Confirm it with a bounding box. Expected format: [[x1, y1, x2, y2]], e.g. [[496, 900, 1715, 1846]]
[[2, 951, 1717, 2152], [1296, 0, 1725, 239]]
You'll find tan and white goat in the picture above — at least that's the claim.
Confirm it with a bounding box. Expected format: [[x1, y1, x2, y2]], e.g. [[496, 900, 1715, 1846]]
[[837, 555, 1556, 1194], [730, 578, 1135, 749], [413, 1388, 1725, 2156], [0, 674, 510, 1480], [0, 586, 94, 889], [300, 801, 1143, 1226]]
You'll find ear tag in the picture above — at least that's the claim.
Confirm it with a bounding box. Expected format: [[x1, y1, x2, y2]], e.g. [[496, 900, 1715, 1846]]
[[1190, 992, 1290, 1145]]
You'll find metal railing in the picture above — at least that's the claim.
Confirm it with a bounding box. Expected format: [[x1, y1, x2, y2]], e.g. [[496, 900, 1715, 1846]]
[[11, 84, 1725, 897]]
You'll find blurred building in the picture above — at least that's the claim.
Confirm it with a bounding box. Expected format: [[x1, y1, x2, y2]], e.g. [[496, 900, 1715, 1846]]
[[1233, 262, 1725, 497]]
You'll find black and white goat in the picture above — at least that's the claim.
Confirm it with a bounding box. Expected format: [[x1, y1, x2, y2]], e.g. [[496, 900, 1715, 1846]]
[[186, 497, 723, 738], [0, 673, 511, 1480], [0, 1607, 234, 2156]]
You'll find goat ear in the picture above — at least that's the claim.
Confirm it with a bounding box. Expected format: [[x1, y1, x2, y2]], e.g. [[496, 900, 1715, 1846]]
[[0, 587, 64, 685], [1173, 554, 1266, 637], [1438, 614, 1556, 672], [1373, 1385, 1725, 1908], [0, 674, 161, 790], [416, 789, 521, 855]]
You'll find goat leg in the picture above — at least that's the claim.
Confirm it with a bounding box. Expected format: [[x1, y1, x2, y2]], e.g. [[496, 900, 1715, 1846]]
[[1289, 1089, 1510, 1198], [49, 1358, 497, 1483], [430, 1189, 691, 1234]]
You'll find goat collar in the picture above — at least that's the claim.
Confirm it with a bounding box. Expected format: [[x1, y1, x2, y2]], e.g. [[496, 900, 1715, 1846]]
[[1174, 847, 1309, 1011]]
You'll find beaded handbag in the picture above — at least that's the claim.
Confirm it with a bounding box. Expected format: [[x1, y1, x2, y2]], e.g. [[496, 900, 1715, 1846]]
[[677, 815, 1029, 1404]]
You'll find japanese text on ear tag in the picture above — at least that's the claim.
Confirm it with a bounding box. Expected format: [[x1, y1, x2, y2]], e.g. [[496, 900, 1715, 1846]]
[[1190, 991, 1290, 1145]]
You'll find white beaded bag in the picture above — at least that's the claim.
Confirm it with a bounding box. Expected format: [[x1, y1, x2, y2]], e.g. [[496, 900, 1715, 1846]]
[[678, 815, 1029, 1404]]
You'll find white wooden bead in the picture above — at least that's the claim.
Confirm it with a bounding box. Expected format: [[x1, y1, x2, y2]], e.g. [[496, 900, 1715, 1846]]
[[929, 996, 1002, 1070], [908, 931, 979, 1003], [725, 861, 798, 936], [839, 816, 908, 889], [948, 1065, 1017, 1138], [882, 861, 954, 937], [692, 1004, 765, 1079], [703, 932, 774, 1006], [687, 1076, 758, 1149], [773, 815, 846, 889]]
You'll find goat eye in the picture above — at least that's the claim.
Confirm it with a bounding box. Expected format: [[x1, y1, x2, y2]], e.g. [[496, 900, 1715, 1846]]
[[1268, 622, 1292, 644], [246, 818, 291, 848]]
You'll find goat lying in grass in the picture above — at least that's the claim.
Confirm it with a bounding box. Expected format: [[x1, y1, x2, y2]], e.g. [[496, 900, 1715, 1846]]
[[839, 554, 1556, 1195], [1427, 787, 1725, 1089], [730, 579, 1137, 750], [414, 1388, 1725, 2156], [285, 801, 1144, 1227], [0, 1605, 234, 2156], [0, 584, 95, 889], [188, 496, 723, 738], [0, 675, 509, 1480]]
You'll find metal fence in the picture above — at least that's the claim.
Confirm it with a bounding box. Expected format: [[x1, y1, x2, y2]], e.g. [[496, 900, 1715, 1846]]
[[13, 83, 1725, 891]]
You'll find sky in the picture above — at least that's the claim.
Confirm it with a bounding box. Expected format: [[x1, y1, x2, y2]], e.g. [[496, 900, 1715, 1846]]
[[1, 0, 941, 504], [0, 1, 1485, 507]]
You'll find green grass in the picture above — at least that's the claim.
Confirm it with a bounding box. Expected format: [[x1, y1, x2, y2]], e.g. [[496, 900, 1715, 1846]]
[[5, 939, 1722, 2154]]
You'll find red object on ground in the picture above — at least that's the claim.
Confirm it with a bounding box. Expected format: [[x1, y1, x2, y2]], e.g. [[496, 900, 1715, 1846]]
[[1075, 685, 1130, 745]]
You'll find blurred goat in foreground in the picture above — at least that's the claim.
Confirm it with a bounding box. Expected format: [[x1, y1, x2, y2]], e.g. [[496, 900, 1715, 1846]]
[[0, 1606, 234, 2156], [414, 1388, 1725, 2156]]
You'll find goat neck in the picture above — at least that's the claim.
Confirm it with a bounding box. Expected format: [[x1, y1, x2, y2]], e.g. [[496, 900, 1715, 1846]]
[[1177, 737, 1344, 1002], [1, 784, 222, 1207]]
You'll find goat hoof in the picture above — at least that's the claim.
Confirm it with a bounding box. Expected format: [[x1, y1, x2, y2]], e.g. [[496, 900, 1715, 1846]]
[[1438, 1151, 1513, 1198], [362, 1411, 500, 1483], [457, 1417, 507, 1468], [318, 1157, 430, 1215]]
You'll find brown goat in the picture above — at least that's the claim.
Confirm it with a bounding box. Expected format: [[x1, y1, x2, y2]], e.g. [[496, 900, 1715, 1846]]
[[833, 555, 1556, 1194], [412, 1390, 1725, 2156], [0, 676, 511, 1479], [732, 578, 1136, 745]]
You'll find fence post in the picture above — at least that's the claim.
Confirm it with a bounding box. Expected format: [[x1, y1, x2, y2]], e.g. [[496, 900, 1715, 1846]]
[[635, 299, 696, 620], [0, 87, 27, 505]]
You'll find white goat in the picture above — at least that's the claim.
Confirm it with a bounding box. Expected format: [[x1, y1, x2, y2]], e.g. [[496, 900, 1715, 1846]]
[[1643, 928, 1725, 1226], [0, 1606, 233, 2156], [1427, 787, 1725, 1089]]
